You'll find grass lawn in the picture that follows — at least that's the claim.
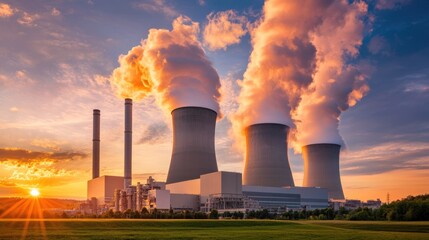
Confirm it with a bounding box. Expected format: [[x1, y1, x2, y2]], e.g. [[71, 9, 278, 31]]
[[0, 219, 428, 240]]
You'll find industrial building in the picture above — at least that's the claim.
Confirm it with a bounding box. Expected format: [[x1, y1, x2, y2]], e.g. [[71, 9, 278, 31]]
[[87, 101, 342, 215]]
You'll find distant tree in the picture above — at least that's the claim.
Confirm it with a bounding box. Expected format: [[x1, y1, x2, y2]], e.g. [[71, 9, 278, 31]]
[[209, 210, 219, 219]]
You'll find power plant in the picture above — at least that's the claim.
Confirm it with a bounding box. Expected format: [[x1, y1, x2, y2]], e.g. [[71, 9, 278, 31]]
[[166, 107, 218, 184], [302, 143, 345, 200], [86, 101, 345, 215], [243, 123, 294, 187]]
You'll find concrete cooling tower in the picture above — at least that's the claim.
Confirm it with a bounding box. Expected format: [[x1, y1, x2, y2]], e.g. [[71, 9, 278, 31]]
[[166, 107, 218, 184], [302, 143, 345, 200], [243, 123, 295, 187]]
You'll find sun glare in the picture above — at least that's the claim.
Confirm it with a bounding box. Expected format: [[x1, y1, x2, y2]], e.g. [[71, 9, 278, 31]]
[[30, 188, 40, 197]]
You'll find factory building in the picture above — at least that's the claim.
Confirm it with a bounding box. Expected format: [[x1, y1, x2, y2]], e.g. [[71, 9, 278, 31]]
[[164, 171, 328, 213], [87, 175, 124, 205]]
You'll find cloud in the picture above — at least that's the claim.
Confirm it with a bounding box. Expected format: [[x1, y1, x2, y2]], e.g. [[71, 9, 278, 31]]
[[404, 83, 429, 93], [134, 0, 179, 18], [51, 8, 61, 16], [137, 123, 170, 145], [30, 139, 64, 151], [9, 107, 19, 112], [0, 3, 14, 18], [17, 11, 40, 26], [198, 0, 205, 6], [219, 73, 239, 117], [368, 35, 390, 55], [203, 10, 248, 51], [0, 148, 87, 186], [341, 142, 429, 175], [375, 0, 411, 10], [0, 148, 86, 163]]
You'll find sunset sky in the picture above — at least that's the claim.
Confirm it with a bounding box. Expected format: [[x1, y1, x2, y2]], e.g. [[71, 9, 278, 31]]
[[0, 0, 428, 201]]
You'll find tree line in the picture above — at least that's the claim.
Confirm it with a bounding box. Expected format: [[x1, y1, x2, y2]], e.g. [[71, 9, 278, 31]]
[[49, 194, 429, 221]]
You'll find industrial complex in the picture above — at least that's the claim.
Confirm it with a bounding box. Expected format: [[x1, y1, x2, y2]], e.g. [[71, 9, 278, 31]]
[[87, 99, 346, 215]]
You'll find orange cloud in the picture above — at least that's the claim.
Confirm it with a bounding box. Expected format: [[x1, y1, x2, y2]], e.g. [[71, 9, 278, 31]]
[[203, 10, 248, 51], [0, 148, 87, 192], [0, 3, 14, 18]]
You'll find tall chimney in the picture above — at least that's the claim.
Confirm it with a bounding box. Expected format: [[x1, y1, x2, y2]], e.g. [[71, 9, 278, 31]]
[[166, 107, 218, 184], [124, 98, 132, 188], [302, 143, 345, 200], [243, 123, 294, 187], [92, 109, 100, 179]]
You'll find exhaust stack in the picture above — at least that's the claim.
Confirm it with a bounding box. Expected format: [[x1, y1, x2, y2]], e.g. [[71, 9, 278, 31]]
[[124, 98, 132, 188], [243, 123, 294, 187], [302, 143, 345, 200], [92, 109, 100, 179], [166, 107, 218, 184]]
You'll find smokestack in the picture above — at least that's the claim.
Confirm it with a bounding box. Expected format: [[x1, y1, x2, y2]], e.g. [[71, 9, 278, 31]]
[[124, 98, 132, 188], [92, 109, 100, 179], [243, 123, 295, 187], [302, 143, 345, 200], [166, 107, 218, 184]]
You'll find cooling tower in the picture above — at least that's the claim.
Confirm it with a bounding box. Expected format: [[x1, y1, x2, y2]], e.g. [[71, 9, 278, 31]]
[[302, 143, 345, 200], [166, 107, 218, 184], [124, 98, 132, 188], [243, 123, 295, 187], [92, 109, 100, 179]]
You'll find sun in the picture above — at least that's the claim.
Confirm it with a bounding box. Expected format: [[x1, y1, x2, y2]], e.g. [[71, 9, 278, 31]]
[[30, 188, 40, 197]]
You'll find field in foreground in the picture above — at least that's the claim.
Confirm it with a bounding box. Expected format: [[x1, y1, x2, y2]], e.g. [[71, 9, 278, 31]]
[[0, 219, 428, 240]]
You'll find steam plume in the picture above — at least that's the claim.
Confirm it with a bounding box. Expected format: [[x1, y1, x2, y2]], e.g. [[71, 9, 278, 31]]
[[294, 1, 369, 149], [232, 0, 334, 149], [111, 16, 221, 114]]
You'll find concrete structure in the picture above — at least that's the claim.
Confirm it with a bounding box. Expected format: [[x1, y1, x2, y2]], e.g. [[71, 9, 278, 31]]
[[170, 194, 200, 211], [243, 123, 294, 187], [124, 98, 132, 188], [166, 107, 218, 184], [92, 109, 100, 179], [87, 176, 124, 205], [165, 171, 328, 213], [200, 171, 242, 203], [242, 186, 329, 210], [302, 143, 345, 200], [167, 178, 201, 195], [148, 189, 171, 210]]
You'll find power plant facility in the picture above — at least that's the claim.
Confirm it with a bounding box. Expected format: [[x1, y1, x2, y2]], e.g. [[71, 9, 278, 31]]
[[87, 101, 345, 215]]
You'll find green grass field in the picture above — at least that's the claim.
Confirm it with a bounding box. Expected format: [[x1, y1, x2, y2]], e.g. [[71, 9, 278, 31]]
[[0, 219, 428, 240]]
